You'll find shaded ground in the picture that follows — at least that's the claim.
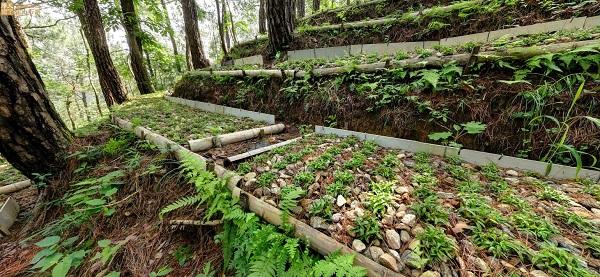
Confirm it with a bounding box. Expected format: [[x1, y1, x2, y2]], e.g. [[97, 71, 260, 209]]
[[0, 122, 222, 276]]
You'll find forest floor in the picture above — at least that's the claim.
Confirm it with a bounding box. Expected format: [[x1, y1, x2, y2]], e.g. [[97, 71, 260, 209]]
[[0, 120, 222, 276]]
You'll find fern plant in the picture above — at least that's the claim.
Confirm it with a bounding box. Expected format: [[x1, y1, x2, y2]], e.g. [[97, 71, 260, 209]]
[[159, 194, 203, 219]]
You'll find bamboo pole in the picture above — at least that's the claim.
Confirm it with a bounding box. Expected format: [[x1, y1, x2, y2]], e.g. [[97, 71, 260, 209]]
[[0, 180, 32, 195], [193, 40, 600, 79], [188, 124, 286, 152], [111, 116, 403, 276], [225, 137, 302, 166]]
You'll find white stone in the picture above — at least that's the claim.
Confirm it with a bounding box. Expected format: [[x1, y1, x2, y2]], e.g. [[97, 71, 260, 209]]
[[369, 246, 385, 261], [332, 213, 342, 223], [530, 270, 550, 277], [506, 170, 519, 177], [420, 271, 441, 277], [336, 195, 347, 207], [401, 213, 416, 226], [385, 229, 401, 249], [400, 230, 411, 243], [379, 253, 400, 272], [352, 239, 366, 252], [243, 172, 256, 182]]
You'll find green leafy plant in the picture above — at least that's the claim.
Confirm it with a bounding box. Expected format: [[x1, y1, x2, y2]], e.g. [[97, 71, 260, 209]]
[[150, 266, 173, 277], [511, 211, 558, 240], [411, 196, 449, 225], [257, 172, 277, 187], [471, 227, 530, 260], [352, 214, 381, 242], [237, 162, 252, 174], [459, 194, 506, 227], [366, 180, 395, 216], [533, 243, 595, 277], [428, 121, 486, 148], [30, 235, 87, 277], [173, 245, 193, 266], [159, 194, 203, 219], [313, 251, 367, 277], [417, 226, 456, 264], [294, 171, 315, 186], [334, 170, 355, 185], [309, 195, 334, 218], [279, 186, 305, 224], [553, 207, 595, 233], [585, 235, 600, 258]]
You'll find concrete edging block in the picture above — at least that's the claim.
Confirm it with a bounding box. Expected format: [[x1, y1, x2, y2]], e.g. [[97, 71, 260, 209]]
[[288, 49, 316, 61], [242, 55, 263, 65], [562, 17, 586, 30], [233, 58, 245, 66], [459, 149, 600, 180], [0, 197, 19, 236], [440, 32, 489, 46], [361, 43, 392, 55], [166, 96, 275, 124], [314, 46, 351, 59], [314, 126, 458, 157], [350, 44, 363, 55], [423, 40, 440, 49], [584, 15, 600, 29]]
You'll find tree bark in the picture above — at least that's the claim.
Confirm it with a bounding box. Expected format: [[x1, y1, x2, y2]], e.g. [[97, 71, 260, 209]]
[[0, 13, 72, 179], [215, 0, 228, 56], [181, 0, 210, 69], [77, 0, 128, 106], [159, 0, 182, 72], [266, 0, 294, 55], [223, 0, 230, 50], [297, 0, 305, 18], [258, 0, 266, 34], [80, 91, 91, 121], [120, 0, 154, 95], [226, 0, 238, 45], [312, 0, 320, 13]]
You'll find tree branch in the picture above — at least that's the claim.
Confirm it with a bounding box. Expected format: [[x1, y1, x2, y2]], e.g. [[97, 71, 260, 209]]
[[24, 15, 76, 29]]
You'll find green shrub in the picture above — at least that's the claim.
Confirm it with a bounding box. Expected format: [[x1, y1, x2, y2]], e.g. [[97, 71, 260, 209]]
[[257, 172, 277, 187], [411, 196, 449, 226], [511, 211, 558, 240], [294, 171, 314, 186], [309, 196, 334, 218], [333, 170, 355, 185], [471, 227, 530, 260], [352, 214, 381, 242], [533, 243, 595, 277], [417, 226, 456, 264], [237, 162, 252, 174]]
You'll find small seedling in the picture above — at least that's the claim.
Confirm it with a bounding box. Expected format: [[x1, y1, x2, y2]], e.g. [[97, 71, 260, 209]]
[[471, 227, 530, 260], [333, 170, 355, 185], [411, 196, 449, 225], [294, 171, 314, 186], [417, 226, 456, 264], [533, 243, 594, 277], [257, 172, 277, 187], [459, 194, 506, 227], [309, 195, 334, 218], [237, 162, 252, 174], [352, 214, 381, 242], [511, 211, 558, 240]]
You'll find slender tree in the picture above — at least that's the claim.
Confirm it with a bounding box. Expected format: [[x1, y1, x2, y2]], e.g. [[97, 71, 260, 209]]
[[297, 0, 305, 18], [258, 0, 266, 34], [181, 0, 210, 68], [79, 28, 104, 116], [159, 0, 182, 72], [312, 0, 320, 13], [76, 0, 128, 106], [215, 0, 228, 56], [120, 0, 154, 95], [266, 0, 294, 55], [0, 12, 72, 179]]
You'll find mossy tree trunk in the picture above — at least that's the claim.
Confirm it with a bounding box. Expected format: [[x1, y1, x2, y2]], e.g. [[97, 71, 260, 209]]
[[266, 0, 294, 56], [159, 0, 182, 72], [312, 0, 320, 13], [120, 0, 154, 95], [0, 13, 72, 179], [181, 0, 210, 69], [77, 0, 128, 106], [297, 0, 305, 18]]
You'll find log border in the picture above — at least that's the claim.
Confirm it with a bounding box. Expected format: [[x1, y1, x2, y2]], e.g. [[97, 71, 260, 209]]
[[111, 116, 403, 277]]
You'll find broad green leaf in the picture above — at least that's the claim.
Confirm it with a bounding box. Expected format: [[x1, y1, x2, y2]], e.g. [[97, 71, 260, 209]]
[[38, 253, 64, 272], [428, 132, 452, 141], [51, 256, 73, 277], [98, 239, 112, 248], [35, 236, 61, 248], [461, 121, 486, 134], [85, 199, 106, 206], [60, 236, 80, 248], [31, 248, 57, 265], [420, 70, 439, 89], [105, 272, 121, 277]]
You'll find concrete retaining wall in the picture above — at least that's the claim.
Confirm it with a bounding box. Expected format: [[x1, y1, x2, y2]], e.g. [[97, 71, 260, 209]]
[[165, 96, 276, 124], [315, 126, 600, 181], [281, 16, 599, 61]]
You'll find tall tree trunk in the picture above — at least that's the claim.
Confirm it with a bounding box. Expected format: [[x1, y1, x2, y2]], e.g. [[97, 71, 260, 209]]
[[120, 0, 154, 95], [65, 93, 76, 129], [223, 0, 230, 51], [215, 0, 228, 56], [80, 91, 91, 121], [76, 0, 128, 107], [0, 13, 72, 179], [159, 0, 182, 72], [266, 0, 294, 56], [144, 49, 155, 79], [79, 28, 103, 116], [181, 0, 210, 69], [258, 0, 266, 34], [185, 42, 192, 70], [226, 0, 238, 45], [312, 0, 320, 13], [297, 0, 305, 18]]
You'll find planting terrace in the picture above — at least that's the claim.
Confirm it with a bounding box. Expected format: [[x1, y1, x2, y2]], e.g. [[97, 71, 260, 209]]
[[230, 132, 600, 276]]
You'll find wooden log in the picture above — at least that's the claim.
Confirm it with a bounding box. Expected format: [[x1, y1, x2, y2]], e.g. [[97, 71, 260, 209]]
[[112, 117, 401, 276], [170, 219, 223, 226], [193, 39, 600, 79], [225, 137, 302, 166], [0, 180, 32, 195], [188, 124, 286, 152]]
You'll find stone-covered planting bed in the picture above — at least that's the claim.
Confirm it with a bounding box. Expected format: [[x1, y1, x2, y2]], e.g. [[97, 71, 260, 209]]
[[113, 94, 265, 145], [235, 134, 600, 276]]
